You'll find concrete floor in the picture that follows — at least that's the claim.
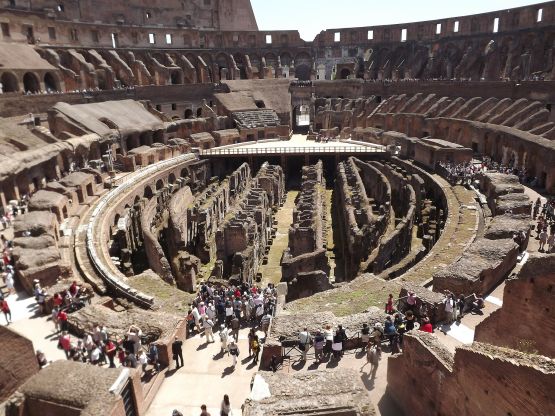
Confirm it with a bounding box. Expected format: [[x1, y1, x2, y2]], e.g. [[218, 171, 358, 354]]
[[146, 327, 265, 416]]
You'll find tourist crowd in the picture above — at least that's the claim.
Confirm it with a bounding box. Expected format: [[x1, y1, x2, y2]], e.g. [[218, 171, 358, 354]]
[[534, 197, 555, 253]]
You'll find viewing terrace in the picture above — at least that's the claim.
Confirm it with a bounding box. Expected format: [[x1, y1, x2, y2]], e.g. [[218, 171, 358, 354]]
[[199, 134, 387, 157]]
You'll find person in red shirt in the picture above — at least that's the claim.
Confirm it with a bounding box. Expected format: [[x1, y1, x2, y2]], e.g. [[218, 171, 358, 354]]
[[59, 331, 72, 358], [420, 317, 433, 333], [69, 281, 78, 297], [1, 299, 11, 324], [105, 339, 117, 368], [53, 293, 63, 308], [57, 309, 68, 332], [117, 347, 126, 365]]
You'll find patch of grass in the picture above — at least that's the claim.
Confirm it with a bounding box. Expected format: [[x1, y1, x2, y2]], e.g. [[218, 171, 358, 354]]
[[288, 277, 400, 317], [131, 274, 195, 314]]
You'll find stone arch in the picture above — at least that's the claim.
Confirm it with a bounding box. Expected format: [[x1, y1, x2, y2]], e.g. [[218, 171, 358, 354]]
[[180, 167, 190, 178], [295, 52, 312, 66], [295, 64, 311, 81], [144, 185, 154, 199], [170, 71, 182, 85], [264, 52, 278, 68], [280, 52, 292, 66], [339, 68, 351, 79], [201, 53, 213, 66], [168, 173, 176, 184], [184, 109, 193, 119], [23, 72, 41, 93], [44, 72, 60, 92], [0, 72, 19, 92], [155, 179, 164, 190], [196, 108, 203, 117]]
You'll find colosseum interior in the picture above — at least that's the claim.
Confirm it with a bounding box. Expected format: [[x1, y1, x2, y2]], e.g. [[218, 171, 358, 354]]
[[0, 1, 554, 415]]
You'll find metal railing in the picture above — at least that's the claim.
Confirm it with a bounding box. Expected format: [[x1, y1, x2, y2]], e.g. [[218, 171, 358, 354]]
[[200, 145, 386, 156]]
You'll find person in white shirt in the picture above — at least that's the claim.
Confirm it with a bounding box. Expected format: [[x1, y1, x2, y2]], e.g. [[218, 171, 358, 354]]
[[203, 318, 215, 343], [298, 328, 312, 361]]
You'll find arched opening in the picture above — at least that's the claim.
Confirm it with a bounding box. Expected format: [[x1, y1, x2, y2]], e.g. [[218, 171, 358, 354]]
[[339, 68, 351, 79], [155, 179, 164, 190], [180, 168, 190, 179], [23, 72, 40, 93], [168, 173, 176, 184], [96, 70, 108, 90], [44, 72, 60, 92], [1, 72, 19, 92], [196, 108, 202, 118], [184, 109, 193, 119], [292, 105, 311, 133], [295, 64, 311, 81], [170, 71, 181, 85], [144, 186, 153, 199]]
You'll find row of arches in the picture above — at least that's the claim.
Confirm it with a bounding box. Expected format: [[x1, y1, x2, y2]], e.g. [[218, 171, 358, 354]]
[[0, 71, 61, 93]]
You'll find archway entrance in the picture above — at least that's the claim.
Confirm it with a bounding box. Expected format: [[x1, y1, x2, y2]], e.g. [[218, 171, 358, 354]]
[[292, 105, 310, 133], [44, 72, 59, 92], [0, 72, 19, 92], [295, 65, 311, 81], [339, 68, 351, 79], [23, 72, 40, 93]]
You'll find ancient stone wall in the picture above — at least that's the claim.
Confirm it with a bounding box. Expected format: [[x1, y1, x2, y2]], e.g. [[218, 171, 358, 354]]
[[433, 172, 529, 296], [387, 332, 454, 416], [334, 157, 390, 280], [282, 161, 331, 299], [244, 369, 376, 416], [475, 254, 555, 357], [314, 92, 555, 193], [441, 343, 555, 416], [215, 163, 283, 284], [365, 161, 416, 274], [388, 332, 555, 416], [0, 327, 38, 401]]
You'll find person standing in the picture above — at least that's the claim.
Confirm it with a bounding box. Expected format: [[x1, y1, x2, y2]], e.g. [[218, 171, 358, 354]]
[[547, 232, 555, 253], [148, 342, 160, 372], [313, 331, 325, 363], [298, 327, 311, 361], [219, 325, 229, 354], [367, 344, 381, 378], [105, 339, 117, 368], [172, 336, 184, 369], [4, 268, 14, 295], [199, 404, 211, 416], [1, 298, 11, 324], [443, 292, 455, 324], [59, 331, 72, 358], [360, 323, 370, 351], [220, 394, 232, 416], [247, 328, 256, 356], [57, 308, 68, 332], [251, 334, 260, 365], [539, 228, 548, 251], [335, 325, 347, 357], [228, 338, 239, 367], [230, 315, 240, 343], [203, 317, 215, 343]]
